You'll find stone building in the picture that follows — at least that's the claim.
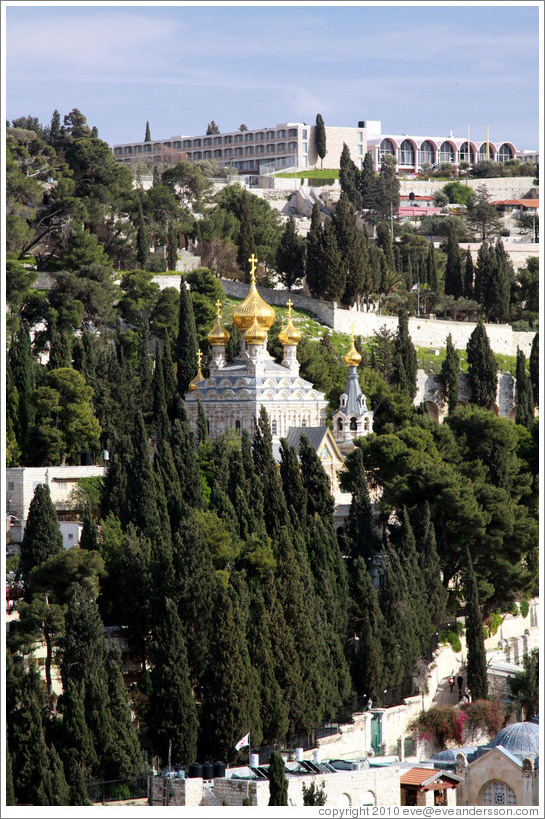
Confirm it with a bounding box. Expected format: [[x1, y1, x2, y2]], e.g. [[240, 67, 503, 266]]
[[332, 331, 374, 451]]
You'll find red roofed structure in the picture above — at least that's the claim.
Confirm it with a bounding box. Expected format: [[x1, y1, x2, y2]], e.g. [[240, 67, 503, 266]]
[[400, 767, 462, 807]]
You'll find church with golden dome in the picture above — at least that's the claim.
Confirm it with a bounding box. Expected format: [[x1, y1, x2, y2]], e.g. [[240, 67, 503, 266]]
[[185, 254, 330, 441], [184, 256, 373, 508]]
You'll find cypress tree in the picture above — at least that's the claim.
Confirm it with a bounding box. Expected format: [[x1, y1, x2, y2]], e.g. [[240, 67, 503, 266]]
[[463, 247, 475, 298], [418, 502, 447, 627], [489, 240, 511, 323], [375, 154, 399, 221], [339, 144, 358, 204], [247, 589, 289, 744], [395, 508, 431, 652], [50, 109, 61, 144], [380, 547, 420, 686], [9, 320, 35, 446], [440, 333, 459, 415], [467, 321, 497, 410], [104, 644, 143, 778], [167, 221, 178, 271], [334, 191, 366, 306], [350, 557, 385, 700], [299, 434, 335, 519], [152, 342, 169, 442], [162, 331, 178, 420], [237, 190, 256, 282], [6, 746, 15, 805], [305, 202, 323, 298], [144, 120, 151, 142], [170, 409, 203, 509], [46, 745, 70, 806], [376, 221, 395, 280], [315, 114, 326, 169], [121, 525, 152, 669], [127, 410, 162, 543], [253, 407, 290, 537], [464, 547, 488, 700], [137, 320, 153, 415], [48, 321, 72, 370], [529, 332, 539, 408], [173, 512, 217, 687], [444, 228, 463, 298], [474, 242, 495, 320], [394, 307, 417, 399], [149, 598, 198, 765], [268, 750, 288, 806], [19, 484, 63, 583], [155, 437, 184, 534], [279, 439, 307, 528], [358, 151, 377, 212], [276, 215, 305, 291], [79, 503, 99, 551], [176, 279, 198, 395], [345, 447, 380, 565], [320, 217, 346, 301], [515, 348, 533, 430], [200, 583, 254, 761], [136, 196, 149, 270], [197, 395, 208, 446], [62, 679, 96, 794]]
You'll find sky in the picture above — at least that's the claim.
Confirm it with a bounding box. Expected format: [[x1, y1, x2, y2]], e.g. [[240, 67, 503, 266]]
[[2, 1, 542, 150]]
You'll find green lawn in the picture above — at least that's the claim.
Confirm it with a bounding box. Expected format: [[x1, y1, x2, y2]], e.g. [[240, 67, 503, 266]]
[[275, 169, 340, 179]]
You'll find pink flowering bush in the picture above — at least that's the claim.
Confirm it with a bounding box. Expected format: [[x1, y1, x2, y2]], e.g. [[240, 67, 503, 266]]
[[409, 706, 468, 750]]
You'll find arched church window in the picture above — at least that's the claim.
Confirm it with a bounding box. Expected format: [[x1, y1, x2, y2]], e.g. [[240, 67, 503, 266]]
[[271, 420, 277, 435], [350, 417, 357, 431], [481, 782, 517, 806], [338, 419, 343, 430]]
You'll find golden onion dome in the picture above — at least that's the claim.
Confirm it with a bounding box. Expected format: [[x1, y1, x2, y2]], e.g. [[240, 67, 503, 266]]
[[278, 298, 302, 346], [189, 350, 205, 390], [232, 255, 275, 332], [207, 300, 230, 346], [244, 315, 267, 346], [344, 328, 362, 367]]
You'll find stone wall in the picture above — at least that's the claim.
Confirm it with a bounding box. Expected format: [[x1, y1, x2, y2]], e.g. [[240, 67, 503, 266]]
[[415, 371, 517, 423], [215, 279, 535, 357], [399, 177, 536, 199]]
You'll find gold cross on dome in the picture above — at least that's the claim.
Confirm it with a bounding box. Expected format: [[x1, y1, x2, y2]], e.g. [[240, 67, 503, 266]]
[[287, 298, 293, 318], [248, 253, 258, 281], [350, 323, 355, 343], [197, 349, 203, 370], [215, 299, 222, 318]]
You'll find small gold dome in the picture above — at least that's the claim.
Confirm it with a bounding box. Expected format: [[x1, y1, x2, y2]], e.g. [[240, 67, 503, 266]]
[[232, 255, 275, 332], [344, 329, 362, 367], [189, 350, 205, 390], [207, 300, 230, 346], [244, 315, 267, 346], [278, 298, 302, 346]]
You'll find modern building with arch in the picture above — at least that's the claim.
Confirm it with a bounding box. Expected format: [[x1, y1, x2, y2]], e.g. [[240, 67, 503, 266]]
[[367, 132, 520, 174]]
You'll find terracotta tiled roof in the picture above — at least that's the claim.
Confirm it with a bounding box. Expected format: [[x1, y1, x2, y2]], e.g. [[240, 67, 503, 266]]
[[400, 767, 460, 790], [493, 199, 539, 207]]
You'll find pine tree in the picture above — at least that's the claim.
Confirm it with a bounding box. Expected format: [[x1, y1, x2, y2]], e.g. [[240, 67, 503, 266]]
[[515, 348, 533, 430], [320, 217, 346, 301], [19, 484, 63, 582], [441, 333, 459, 415], [467, 321, 497, 410], [529, 332, 539, 408], [394, 308, 417, 399], [268, 750, 288, 806], [237, 190, 256, 281], [144, 120, 151, 142], [305, 202, 323, 298], [176, 280, 198, 395], [276, 215, 305, 291], [136, 196, 149, 270], [464, 547, 488, 700], [149, 598, 198, 765], [444, 228, 463, 298], [315, 114, 326, 169]]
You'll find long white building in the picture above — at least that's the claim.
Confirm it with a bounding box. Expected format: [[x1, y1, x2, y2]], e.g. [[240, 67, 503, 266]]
[[112, 119, 534, 178]]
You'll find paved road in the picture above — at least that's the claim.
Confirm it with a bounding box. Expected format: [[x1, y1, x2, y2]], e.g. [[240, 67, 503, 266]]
[[432, 666, 468, 707]]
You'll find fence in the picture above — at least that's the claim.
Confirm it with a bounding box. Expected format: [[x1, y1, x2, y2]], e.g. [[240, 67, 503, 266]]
[[86, 774, 148, 803]]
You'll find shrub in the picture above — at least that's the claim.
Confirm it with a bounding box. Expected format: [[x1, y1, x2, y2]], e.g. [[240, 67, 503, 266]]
[[438, 629, 462, 653], [485, 612, 503, 638], [409, 706, 468, 750], [461, 699, 510, 739], [519, 600, 529, 619]]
